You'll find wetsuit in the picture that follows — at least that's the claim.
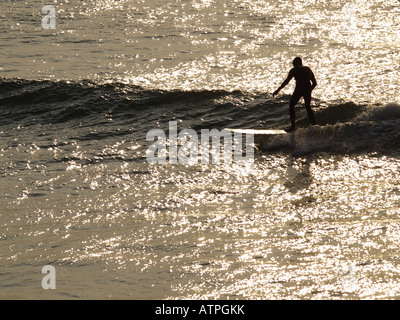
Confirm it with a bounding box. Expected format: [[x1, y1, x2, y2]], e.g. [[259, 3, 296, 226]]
[[286, 66, 317, 128]]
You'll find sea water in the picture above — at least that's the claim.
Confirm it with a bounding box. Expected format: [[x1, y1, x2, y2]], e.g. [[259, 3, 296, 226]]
[[1, 0, 400, 299]]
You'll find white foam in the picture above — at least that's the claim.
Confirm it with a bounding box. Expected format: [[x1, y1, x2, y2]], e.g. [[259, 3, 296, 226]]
[[259, 120, 400, 155], [355, 103, 400, 122]]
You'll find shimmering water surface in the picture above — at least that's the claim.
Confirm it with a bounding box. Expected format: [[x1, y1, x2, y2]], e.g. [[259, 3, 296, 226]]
[[1, 0, 400, 299]]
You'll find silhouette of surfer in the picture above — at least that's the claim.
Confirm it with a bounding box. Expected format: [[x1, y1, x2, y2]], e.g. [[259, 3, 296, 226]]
[[273, 57, 317, 132]]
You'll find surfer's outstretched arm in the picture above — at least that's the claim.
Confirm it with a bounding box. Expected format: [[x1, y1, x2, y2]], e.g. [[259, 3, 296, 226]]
[[273, 72, 293, 97]]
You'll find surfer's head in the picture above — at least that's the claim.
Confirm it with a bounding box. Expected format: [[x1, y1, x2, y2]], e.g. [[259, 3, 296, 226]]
[[292, 57, 303, 67]]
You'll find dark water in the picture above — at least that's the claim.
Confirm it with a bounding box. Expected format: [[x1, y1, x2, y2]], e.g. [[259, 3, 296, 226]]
[[1, 78, 399, 153]]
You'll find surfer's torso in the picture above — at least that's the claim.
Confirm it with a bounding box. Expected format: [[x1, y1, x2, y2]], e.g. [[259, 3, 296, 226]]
[[289, 66, 315, 92]]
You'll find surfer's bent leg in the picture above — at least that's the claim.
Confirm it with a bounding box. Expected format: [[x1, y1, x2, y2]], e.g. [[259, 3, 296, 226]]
[[289, 91, 302, 130], [304, 91, 316, 125]]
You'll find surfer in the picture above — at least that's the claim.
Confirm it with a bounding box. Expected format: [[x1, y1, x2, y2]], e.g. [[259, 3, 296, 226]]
[[273, 57, 317, 132]]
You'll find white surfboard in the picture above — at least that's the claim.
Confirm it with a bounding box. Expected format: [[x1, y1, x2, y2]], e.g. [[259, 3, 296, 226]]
[[224, 128, 287, 135]]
